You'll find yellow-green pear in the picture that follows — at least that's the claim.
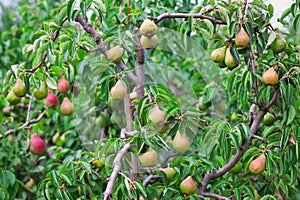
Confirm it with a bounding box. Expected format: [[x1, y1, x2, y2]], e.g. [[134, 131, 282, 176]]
[[263, 112, 275, 126], [173, 131, 189, 153], [6, 91, 21, 105], [225, 47, 239, 69], [110, 80, 127, 99], [249, 153, 266, 174], [92, 157, 105, 168], [138, 148, 158, 167], [140, 35, 158, 49], [180, 176, 197, 195], [34, 81, 48, 100], [262, 68, 278, 85], [60, 97, 73, 115], [12, 79, 26, 97], [160, 167, 176, 179], [211, 46, 226, 63], [140, 19, 157, 37], [149, 105, 165, 124], [107, 45, 123, 62], [270, 33, 286, 53], [229, 162, 242, 174], [235, 26, 250, 47]]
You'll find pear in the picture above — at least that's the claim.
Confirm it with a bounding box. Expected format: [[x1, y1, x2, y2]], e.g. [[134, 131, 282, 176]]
[[180, 176, 197, 195], [44, 90, 58, 107], [140, 35, 158, 49], [30, 133, 45, 155], [249, 153, 266, 174], [230, 112, 238, 122], [211, 46, 226, 63], [138, 148, 158, 167], [26, 178, 35, 188], [110, 80, 127, 99], [173, 131, 189, 153], [12, 79, 26, 97], [235, 26, 250, 47], [263, 112, 275, 126], [107, 45, 123, 62], [2, 106, 10, 115], [60, 97, 73, 115], [197, 96, 211, 111], [140, 19, 158, 37], [92, 157, 105, 168], [270, 33, 286, 53], [34, 81, 48, 100], [6, 91, 21, 105], [160, 167, 176, 179], [149, 105, 165, 124], [229, 162, 242, 174], [262, 68, 278, 85], [274, 188, 283, 200], [57, 75, 70, 94], [225, 47, 239, 69]]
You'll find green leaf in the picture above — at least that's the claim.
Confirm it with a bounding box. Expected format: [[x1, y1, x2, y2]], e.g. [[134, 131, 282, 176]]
[[287, 105, 296, 125], [50, 170, 60, 187], [293, 13, 300, 31], [67, 0, 76, 21]]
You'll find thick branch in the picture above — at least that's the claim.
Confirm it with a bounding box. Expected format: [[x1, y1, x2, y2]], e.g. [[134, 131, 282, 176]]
[[75, 15, 137, 84], [153, 13, 226, 24], [134, 29, 145, 99], [103, 143, 132, 200], [248, 45, 259, 99]]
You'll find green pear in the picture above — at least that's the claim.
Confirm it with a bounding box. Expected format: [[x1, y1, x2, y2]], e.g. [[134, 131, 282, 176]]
[[180, 176, 197, 195], [211, 46, 226, 63], [225, 47, 239, 69], [229, 162, 242, 174], [263, 112, 275, 126], [34, 81, 48, 100], [270, 33, 286, 53], [249, 153, 265, 174], [6, 91, 21, 105], [107, 45, 123, 62], [12, 79, 26, 97], [173, 131, 189, 153], [235, 26, 250, 47], [140, 35, 158, 49], [140, 19, 158, 37], [92, 157, 105, 168]]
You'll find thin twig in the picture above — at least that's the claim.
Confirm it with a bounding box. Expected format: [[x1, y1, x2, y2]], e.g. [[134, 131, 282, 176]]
[[152, 13, 226, 24]]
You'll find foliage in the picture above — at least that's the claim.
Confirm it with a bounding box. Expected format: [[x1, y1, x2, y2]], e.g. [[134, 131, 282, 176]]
[[0, 0, 299, 199]]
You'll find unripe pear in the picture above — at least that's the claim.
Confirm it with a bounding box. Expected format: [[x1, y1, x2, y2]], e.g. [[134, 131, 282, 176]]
[[149, 105, 165, 124], [225, 47, 239, 69], [34, 81, 48, 100], [229, 162, 242, 174], [60, 97, 73, 115], [6, 91, 21, 105], [235, 26, 250, 47], [160, 167, 176, 179], [57, 76, 70, 94], [140, 19, 158, 37], [230, 112, 238, 122], [107, 45, 123, 62], [262, 68, 278, 85], [249, 153, 266, 174], [110, 80, 127, 99], [180, 176, 197, 195], [92, 157, 105, 168], [263, 112, 275, 126], [2, 106, 11, 115], [44, 90, 58, 107], [12, 79, 26, 97], [140, 35, 158, 49], [270, 33, 286, 53], [173, 131, 189, 153], [211, 46, 226, 63], [138, 148, 158, 167], [30, 133, 45, 155], [26, 178, 35, 188], [197, 96, 211, 111]]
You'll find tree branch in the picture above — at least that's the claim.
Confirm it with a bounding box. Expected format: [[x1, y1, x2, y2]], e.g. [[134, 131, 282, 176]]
[[152, 13, 226, 24], [103, 143, 132, 200], [134, 29, 145, 99], [248, 45, 259, 100]]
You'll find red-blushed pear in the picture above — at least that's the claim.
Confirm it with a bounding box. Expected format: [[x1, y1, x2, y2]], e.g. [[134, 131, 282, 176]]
[[44, 90, 58, 107], [149, 105, 165, 124], [173, 131, 189, 153], [110, 80, 127, 99], [138, 148, 158, 167], [235, 26, 250, 47], [262, 68, 278, 86], [2, 106, 11, 115], [26, 178, 35, 188], [249, 153, 266, 174], [60, 97, 73, 115], [140, 19, 158, 37], [6, 90, 21, 105], [160, 167, 176, 179], [12, 78, 26, 97], [180, 176, 197, 195], [30, 133, 45, 155], [57, 75, 70, 94]]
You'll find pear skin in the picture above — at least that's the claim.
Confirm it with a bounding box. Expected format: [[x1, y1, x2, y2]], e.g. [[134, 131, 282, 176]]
[[211, 46, 226, 63], [249, 153, 266, 174], [235, 26, 250, 47], [225, 47, 239, 69], [173, 131, 189, 153], [12, 79, 26, 97], [180, 176, 197, 195], [262, 68, 278, 85], [270, 33, 286, 53]]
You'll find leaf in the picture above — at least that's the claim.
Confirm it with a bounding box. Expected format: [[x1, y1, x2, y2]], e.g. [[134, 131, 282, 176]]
[[134, 181, 147, 197], [50, 170, 60, 187], [46, 75, 57, 90], [80, 161, 92, 173], [268, 4, 274, 16], [287, 105, 296, 125], [266, 31, 276, 47], [293, 13, 300, 31], [67, 0, 76, 21]]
